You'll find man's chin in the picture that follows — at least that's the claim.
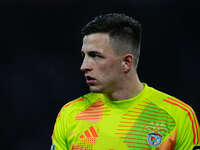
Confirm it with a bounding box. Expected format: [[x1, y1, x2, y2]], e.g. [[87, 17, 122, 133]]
[[89, 86, 103, 93]]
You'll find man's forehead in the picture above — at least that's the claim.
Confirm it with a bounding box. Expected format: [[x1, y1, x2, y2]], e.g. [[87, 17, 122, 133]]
[[81, 33, 112, 53]]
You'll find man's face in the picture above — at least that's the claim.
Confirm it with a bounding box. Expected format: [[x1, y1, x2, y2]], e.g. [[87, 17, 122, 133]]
[[80, 33, 123, 93]]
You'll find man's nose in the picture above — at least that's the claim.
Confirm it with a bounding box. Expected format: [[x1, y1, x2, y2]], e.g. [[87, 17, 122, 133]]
[[80, 57, 93, 73]]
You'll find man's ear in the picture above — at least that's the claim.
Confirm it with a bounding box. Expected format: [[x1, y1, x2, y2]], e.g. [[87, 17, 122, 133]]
[[121, 54, 134, 73]]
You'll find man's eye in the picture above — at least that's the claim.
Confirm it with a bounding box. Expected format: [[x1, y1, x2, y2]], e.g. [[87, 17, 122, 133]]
[[91, 54, 99, 58], [89, 52, 102, 58]]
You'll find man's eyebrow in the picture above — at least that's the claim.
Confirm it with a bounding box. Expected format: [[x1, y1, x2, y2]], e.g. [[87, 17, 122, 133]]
[[81, 50, 102, 55]]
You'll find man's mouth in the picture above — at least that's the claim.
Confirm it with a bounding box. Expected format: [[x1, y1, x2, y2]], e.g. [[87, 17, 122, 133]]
[[85, 76, 96, 85]]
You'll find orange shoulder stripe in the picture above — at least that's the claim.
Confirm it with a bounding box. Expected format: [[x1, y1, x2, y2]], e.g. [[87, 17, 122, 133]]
[[64, 97, 85, 108], [163, 97, 199, 144], [56, 97, 85, 119], [166, 97, 199, 144]]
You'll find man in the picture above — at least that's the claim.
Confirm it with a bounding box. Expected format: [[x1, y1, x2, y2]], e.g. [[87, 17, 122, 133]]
[[51, 13, 200, 150]]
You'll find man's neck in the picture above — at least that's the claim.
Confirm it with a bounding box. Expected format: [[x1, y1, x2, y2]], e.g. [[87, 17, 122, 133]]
[[104, 74, 144, 101]]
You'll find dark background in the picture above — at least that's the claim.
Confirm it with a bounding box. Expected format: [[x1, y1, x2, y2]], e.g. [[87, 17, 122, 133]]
[[1, 0, 199, 149]]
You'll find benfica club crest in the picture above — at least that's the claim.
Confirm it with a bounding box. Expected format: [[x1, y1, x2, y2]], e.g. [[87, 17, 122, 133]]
[[146, 122, 166, 147], [147, 133, 162, 147]]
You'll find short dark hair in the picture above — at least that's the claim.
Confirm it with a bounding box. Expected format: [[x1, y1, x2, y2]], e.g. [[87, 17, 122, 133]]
[[81, 13, 142, 68]]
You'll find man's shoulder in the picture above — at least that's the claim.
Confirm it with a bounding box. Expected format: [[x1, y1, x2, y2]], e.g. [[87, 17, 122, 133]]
[[59, 92, 101, 114], [148, 85, 193, 117]]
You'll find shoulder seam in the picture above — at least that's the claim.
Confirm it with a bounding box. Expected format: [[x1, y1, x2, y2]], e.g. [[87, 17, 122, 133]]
[[163, 97, 199, 145], [63, 97, 85, 108]]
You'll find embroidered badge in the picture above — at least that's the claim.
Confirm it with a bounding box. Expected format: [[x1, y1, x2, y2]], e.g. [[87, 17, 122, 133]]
[[147, 133, 162, 147], [146, 122, 166, 147]]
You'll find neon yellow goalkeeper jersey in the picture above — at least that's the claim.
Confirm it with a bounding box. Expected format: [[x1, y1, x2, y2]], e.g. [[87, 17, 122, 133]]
[[51, 83, 200, 150]]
